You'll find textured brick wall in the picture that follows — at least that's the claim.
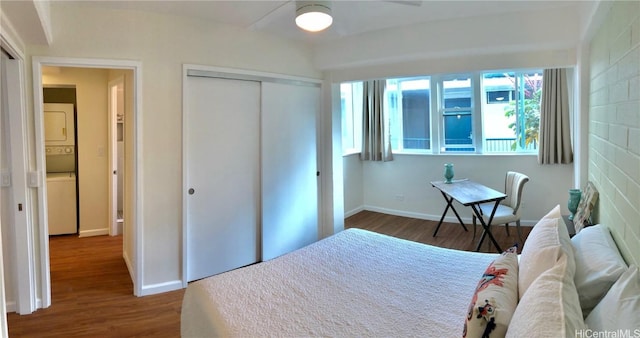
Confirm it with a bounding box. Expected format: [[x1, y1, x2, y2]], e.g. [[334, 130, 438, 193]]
[[589, 0, 640, 266]]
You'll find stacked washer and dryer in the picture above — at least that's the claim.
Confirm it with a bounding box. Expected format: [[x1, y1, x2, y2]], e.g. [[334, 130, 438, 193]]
[[44, 103, 77, 235]]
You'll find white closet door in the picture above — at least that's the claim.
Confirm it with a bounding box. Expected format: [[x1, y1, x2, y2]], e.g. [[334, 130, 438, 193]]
[[261, 82, 319, 260], [185, 76, 260, 282]]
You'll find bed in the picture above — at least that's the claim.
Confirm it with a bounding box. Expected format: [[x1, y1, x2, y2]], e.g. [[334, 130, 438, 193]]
[[181, 206, 640, 338]]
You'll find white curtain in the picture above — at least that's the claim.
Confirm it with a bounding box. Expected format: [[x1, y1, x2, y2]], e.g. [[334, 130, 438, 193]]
[[538, 68, 573, 164], [361, 80, 393, 162]]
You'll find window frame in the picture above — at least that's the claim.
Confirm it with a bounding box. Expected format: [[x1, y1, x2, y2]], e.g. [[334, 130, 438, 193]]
[[385, 77, 432, 154], [436, 73, 478, 153], [340, 82, 363, 155], [339, 68, 545, 156], [480, 69, 543, 154]]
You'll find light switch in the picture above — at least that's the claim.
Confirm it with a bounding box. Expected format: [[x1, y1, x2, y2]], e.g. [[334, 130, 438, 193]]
[[1, 169, 10, 187]]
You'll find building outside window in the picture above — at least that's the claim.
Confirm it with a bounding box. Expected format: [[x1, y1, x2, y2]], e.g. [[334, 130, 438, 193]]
[[441, 75, 474, 152]]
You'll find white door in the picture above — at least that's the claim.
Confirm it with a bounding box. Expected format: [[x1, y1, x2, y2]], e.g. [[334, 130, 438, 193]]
[[108, 77, 124, 236], [261, 82, 319, 260], [184, 76, 261, 282], [0, 49, 10, 337]]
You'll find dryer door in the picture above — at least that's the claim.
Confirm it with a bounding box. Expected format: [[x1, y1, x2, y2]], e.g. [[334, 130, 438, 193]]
[[44, 103, 75, 146]]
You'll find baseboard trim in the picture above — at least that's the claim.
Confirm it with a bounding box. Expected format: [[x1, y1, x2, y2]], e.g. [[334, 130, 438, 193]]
[[78, 228, 109, 238], [344, 206, 364, 218], [5, 300, 15, 313], [123, 250, 134, 283], [139, 280, 183, 296]]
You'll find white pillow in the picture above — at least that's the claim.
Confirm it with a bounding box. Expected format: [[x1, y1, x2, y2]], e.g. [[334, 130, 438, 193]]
[[463, 246, 519, 338], [571, 224, 627, 317], [518, 205, 575, 299], [506, 254, 586, 338], [541, 204, 562, 220], [585, 265, 640, 332]]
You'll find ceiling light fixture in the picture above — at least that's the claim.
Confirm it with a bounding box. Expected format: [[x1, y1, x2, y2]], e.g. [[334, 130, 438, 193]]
[[295, 1, 333, 32]]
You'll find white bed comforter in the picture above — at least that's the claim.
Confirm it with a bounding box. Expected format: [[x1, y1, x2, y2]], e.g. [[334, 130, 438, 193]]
[[181, 228, 498, 337]]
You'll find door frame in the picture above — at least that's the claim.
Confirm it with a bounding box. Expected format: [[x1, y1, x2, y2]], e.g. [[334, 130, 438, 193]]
[[32, 57, 143, 303], [108, 76, 125, 237]]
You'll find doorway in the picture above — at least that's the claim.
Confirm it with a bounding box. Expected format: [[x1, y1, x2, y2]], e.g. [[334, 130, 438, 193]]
[[108, 76, 125, 237], [33, 57, 142, 307]]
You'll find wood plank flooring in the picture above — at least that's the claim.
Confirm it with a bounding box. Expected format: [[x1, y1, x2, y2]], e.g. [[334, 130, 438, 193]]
[[345, 210, 532, 253], [7, 234, 184, 338], [7, 211, 531, 337]]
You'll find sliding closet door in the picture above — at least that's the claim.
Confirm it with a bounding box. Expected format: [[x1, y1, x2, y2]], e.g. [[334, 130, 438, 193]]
[[184, 76, 260, 282], [261, 82, 319, 260]]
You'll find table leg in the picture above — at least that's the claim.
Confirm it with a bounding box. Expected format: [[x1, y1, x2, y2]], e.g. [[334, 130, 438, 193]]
[[471, 201, 503, 253], [433, 191, 468, 237]]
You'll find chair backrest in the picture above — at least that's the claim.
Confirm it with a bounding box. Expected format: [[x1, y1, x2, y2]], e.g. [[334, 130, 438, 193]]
[[503, 171, 529, 215]]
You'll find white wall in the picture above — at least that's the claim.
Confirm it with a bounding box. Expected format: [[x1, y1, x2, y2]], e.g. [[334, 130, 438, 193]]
[[22, 5, 320, 291], [43, 67, 110, 236], [315, 4, 582, 72], [343, 154, 363, 216], [587, 0, 640, 267], [345, 154, 573, 225]]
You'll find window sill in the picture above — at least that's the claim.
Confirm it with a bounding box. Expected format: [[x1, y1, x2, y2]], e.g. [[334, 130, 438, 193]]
[[392, 151, 537, 156]]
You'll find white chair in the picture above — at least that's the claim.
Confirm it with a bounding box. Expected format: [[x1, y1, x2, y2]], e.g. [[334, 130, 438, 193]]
[[472, 171, 529, 244]]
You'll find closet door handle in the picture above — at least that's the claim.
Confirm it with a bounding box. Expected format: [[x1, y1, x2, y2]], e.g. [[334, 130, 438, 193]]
[[188, 188, 195, 195]]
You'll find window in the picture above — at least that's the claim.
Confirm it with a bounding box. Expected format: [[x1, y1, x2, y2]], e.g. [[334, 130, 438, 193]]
[[481, 71, 542, 152], [386, 78, 431, 151], [340, 68, 544, 155], [441, 75, 474, 152], [340, 82, 363, 154]]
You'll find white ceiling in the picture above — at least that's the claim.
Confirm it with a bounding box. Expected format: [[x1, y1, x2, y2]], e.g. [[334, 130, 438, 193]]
[[57, 0, 579, 42]]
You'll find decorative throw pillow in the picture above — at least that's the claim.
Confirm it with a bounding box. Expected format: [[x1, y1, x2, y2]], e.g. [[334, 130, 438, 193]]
[[573, 182, 598, 233], [585, 265, 640, 332], [506, 254, 585, 338], [571, 224, 627, 317], [518, 205, 575, 299], [463, 245, 518, 338]]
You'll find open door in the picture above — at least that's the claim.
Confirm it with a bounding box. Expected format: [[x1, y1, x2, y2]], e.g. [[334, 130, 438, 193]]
[[0, 48, 10, 338], [108, 76, 124, 236]]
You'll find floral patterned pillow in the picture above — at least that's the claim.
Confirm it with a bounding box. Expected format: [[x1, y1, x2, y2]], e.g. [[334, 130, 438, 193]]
[[463, 245, 519, 338]]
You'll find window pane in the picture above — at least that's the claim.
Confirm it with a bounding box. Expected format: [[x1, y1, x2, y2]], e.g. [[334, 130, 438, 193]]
[[387, 78, 430, 151], [340, 82, 363, 154], [340, 83, 355, 152], [444, 113, 472, 145], [402, 89, 430, 149], [482, 72, 542, 152], [442, 76, 473, 151]]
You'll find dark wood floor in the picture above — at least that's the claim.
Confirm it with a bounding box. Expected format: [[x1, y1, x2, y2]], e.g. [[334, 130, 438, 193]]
[[7, 211, 530, 337], [7, 234, 184, 338], [345, 210, 531, 253]]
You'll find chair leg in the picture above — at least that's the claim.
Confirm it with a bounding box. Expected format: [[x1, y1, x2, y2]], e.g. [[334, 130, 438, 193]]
[[505, 222, 510, 236], [516, 220, 523, 244]]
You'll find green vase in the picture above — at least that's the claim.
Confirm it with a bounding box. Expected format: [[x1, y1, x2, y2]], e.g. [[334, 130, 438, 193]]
[[568, 189, 582, 220], [444, 163, 454, 184]]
